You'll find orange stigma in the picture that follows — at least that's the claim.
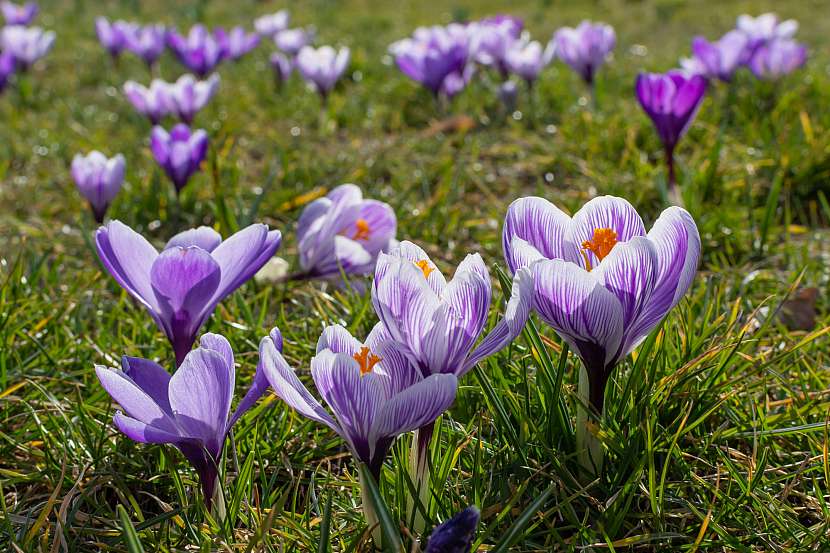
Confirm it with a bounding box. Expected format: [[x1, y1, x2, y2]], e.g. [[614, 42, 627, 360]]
[[353, 346, 382, 375], [581, 228, 618, 270], [353, 218, 371, 241], [415, 259, 434, 278]]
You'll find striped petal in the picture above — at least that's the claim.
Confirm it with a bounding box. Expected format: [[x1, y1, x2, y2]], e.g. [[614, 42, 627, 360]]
[[502, 196, 575, 272], [566, 196, 646, 269]]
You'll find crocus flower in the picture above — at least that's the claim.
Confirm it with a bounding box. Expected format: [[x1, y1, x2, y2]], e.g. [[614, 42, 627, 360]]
[[0, 51, 14, 92], [467, 15, 522, 76], [504, 39, 546, 85], [274, 28, 310, 56], [95, 332, 269, 511], [390, 24, 470, 98], [1, 25, 54, 69], [168, 73, 220, 124], [270, 52, 292, 85], [551, 20, 615, 86], [748, 38, 807, 80], [123, 79, 173, 124], [167, 25, 229, 77], [296, 45, 349, 99], [123, 24, 166, 67], [95, 221, 282, 365], [736, 13, 798, 51], [254, 10, 289, 38], [95, 18, 134, 59], [71, 151, 125, 223], [1, 1, 37, 25], [426, 506, 480, 553], [296, 184, 396, 280], [226, 26, 259, 61], [503, 195, 699, 471], [685, 31, 749, 82], [150, 124, 209, 195], [635, 71, 707, 194]]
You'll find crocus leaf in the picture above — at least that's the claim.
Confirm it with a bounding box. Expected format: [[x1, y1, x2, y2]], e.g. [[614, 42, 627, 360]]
[[118, 505, 146, 553], [357, 463, 403, 553]]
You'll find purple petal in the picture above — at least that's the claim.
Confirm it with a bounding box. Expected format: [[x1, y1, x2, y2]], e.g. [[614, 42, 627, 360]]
[[150, 247, 221, 320], [165, 226, 223, 252], [113, 412, 183, 444], [121, 356, 172, 415], [95, 220, 160, 312], [316, 324, 362, 355], [566, 196, 646, 269], [592, 237, 658, 332], [370, 373, 457, 442], [502, 196, 576, 273], [96, 365, 177, 433]]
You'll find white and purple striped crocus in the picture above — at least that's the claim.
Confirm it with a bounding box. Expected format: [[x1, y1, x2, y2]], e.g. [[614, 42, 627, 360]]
[[168, 73, 220, 124], [467, 15, 522, 77], [123, 24, 166, 67], [226, 26, 259, 61], [95, 18, 134, 59], [682, 31, 749, 82], [167, 25, 229, 77], [390, 24, 471, 98], [1, 1, 36, 25], [504, 39, 547, 86], [123, 79, 173, 124], [95, 221, 282, 365], [635, 71, 707, 195], [274, 28, 310, 56], [71, 151, 125, 223], [150, 124, 209, 194], [254, 10, 289, 38], [503, 195, 699, 470], [95, 333, 269, 512], [296, 184, 396, 280], [296, 45, 349, 99], [748, 38, 807, 80], [551, 20, 615, 86], [1, 24, 54, 69]]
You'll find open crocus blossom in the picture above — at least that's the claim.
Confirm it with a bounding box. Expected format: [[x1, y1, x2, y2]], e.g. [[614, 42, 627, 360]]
[[167, 25, 229, 77], [150, 123, 209, 194], [274, 28, 310, 56], [123, 79, 173, 124], [254, 10, 289, 38], [504, 39, 547, 85], [95, 221, 282, 365], [1, 1, 36, 25], [748, 38, 807, 80], [168, 73, 220, 124], [123, 24, 166, 67], [95, 18, 135, 59], [502, 195, 700, 470], [95, 333, 269, 512], [390, 24, 470, 98], [296, 184, 396, 280], [71, 151, 125, 223], [551, 20, 615, 86], [296, 45, 350, 99], [635, 71, 707, 198], [1, 24, 54, 69], [226, 26, 259, 61], [684, 31, 749, 82]]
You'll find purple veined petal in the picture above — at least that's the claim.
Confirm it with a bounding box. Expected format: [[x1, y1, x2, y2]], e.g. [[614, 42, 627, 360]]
[[206, 224, 268, 302], [258, 333, 340, 431], [95, 220, 160, 312], [168, 347, 234, 457], [229, 329, 279, 428], [149, 247, 221, 326], [369, 373, 457, 446], [296, 197, 333, 245], [370, 338, 420, 396], [351, 200, 397, 256], [331, 235, 373, 275], [96, 365, 178, 433], [121, 356, 172, 415], [150, 126, 171, 162], [198, 333, 235, 378], [113, 412, 184, 444], [532, 259, 624, 368], [165, 226, 223, 252], [316, 324, 363, 355], [566, 196, 647, 269], [502, 196, 576, 273], [459, 265, 533, 377], [439, 253, 492, 362], [389, 241, 447, 294], [626, 206, 700, 351], [507, 237, 547, 273]]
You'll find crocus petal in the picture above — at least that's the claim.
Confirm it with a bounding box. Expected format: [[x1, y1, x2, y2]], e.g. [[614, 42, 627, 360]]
[[370, 373, 457, 444], [208, 224, 280, 305], [387, 241, 447, 294], [316, 324, 362, 355], [502, 196, 575, 273], [507, 237, 547, 272], [566, 196, 647, 269], [592, 237, 657, 332], [150, 247, 221, 320], [121, 356, 172, 415], [113, 412, 183, 444], [165, 226, 222, 252], [96, 366, 177, 432], [95, 221, 160, 312]]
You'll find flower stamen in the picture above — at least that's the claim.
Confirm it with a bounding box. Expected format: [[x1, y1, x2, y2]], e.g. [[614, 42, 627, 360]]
[[581, 228, 618, 270], [352, 218, 371, 241], [353, 346, 382, 375], [415, 259, 434, 278]]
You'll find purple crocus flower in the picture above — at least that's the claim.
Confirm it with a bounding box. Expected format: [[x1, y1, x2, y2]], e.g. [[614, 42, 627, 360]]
[[123, 24, 166, 67], [166, 25, 229, 77], [0, 51, 14, 92], [296, 45, 350, 99], [270, 52, 292, 85], [296, 184, 396, 280], [684, 31, 749, 82], [274, 28, 310, 56], [95, 332, 269, 511], [1, 24, 54, 69], [467, 15, 522, 76], [1, 1, 37, 25], [635, 71, 707, 195], [71, 151, 125, 223], [426, 506, 480, 553], [226, 26, 259, 61], [551, 20, 615, 86], [150, 123, 209, 194], [168, 73, 220, 124], [504, 39, 547, 85], [123, 79, 173, 124], [390, 24, 470, 98], [748, 38, 807, 80], [95, 18, 134, 59], [95, 221, 282, 365], [736, 13, 798, 51], [254, 10, 289, 38]]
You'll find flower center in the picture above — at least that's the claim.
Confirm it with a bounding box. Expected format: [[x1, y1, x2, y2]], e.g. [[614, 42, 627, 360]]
[[352, 218, 371, 241], [353, 346, 382, 375], [415, 259, 434, 278], [580, 227, 618, 270]]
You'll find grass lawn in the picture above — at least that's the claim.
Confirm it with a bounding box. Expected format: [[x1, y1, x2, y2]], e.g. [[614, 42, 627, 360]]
[[2, 0, 830, 551]]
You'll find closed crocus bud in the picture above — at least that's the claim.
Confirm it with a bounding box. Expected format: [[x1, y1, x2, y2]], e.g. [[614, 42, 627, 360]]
[[296, 45, 350, 98], [71, 151, 125, 223], [1, 1, 37, 26], [274, 28, 310, 56], [123, 79, 174, 124], [1, 24, 54, 69], [226, 26, 259, 61], [95, 17, 131, 58], [0, 51, 14, 93], [551, 20, 615, 86], [123, 24, 166, 67], [748, 38, 807, 79], [167, 25, 229, 77], [426, 506, 480, 553], [736, 12, 798, 52], [168, 73, 220, 124], [150, 123, 209, 195], [270, 52, 293, 85], [254, 10, 289, 38], [504, 39, 547, 85]]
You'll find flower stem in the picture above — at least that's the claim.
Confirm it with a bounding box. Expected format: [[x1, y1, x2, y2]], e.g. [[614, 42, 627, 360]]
[[576, 364, 604, 478], [210, 474, 226, 522], [358, 470, 382, 546], [664, 147, 683, 207], [408, 422, 434, 533]]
